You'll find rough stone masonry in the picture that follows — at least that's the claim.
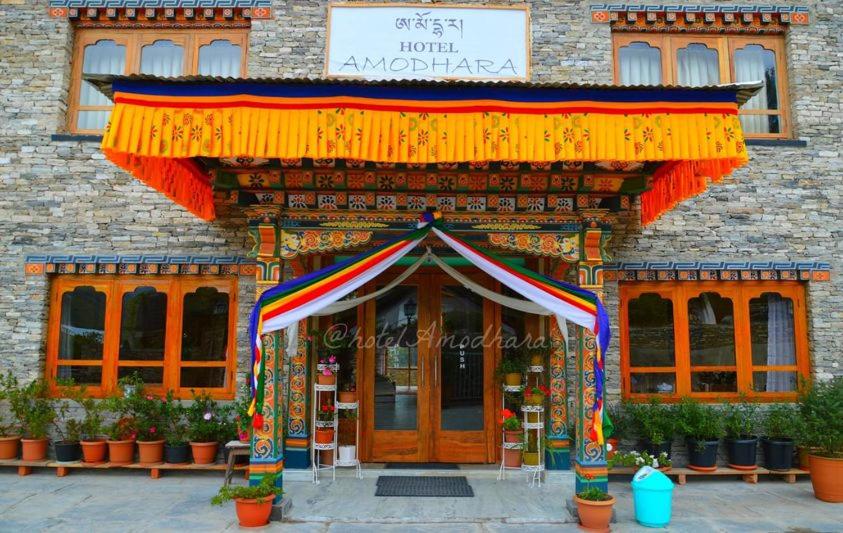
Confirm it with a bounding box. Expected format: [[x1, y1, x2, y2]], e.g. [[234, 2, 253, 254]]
[[0, 0, 840, 408]]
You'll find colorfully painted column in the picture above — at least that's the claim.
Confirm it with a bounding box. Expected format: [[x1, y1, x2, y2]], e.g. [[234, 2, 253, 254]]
[[247, 209, 285, 495], [547, 261, 572, 470], [574, 216, 611, 493]]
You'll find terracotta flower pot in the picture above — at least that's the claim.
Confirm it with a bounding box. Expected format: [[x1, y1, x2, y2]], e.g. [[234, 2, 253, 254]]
[[315, 428, 335, 444], [234, 497, 275, 528], [0, 436, 20, 460], [503, 447, 522, 468], [21, 438, 49, 461], [575, 494, 616, 531], [338, 391, 357, 403], [524, 394, 544, 406], [81, 439, 107, 464], [317, 373, 336, 385], [504, 430, 521, 443], [504, 373, 522, 387], [137, 440, 165, 465], [319, 449, 334, 465], [107, 439, 136, 465], [190, 441, 219, 464], [808, 455, 843, 503]]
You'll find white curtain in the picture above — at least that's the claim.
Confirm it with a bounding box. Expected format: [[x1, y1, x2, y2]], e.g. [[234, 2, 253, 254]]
[[676, 44, 720, 86], [618, 42, 662, 86], [140, 40, 184, 77], [734, 44, 773, 134], [765, 294, 795, 392], [198, 40, 242, 77], [78, 40, 125, 131]]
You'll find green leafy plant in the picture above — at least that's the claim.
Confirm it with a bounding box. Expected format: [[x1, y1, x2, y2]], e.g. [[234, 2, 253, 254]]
[[762, 403, 799, 440], [576, 472, 612, 501], [53, 384, 83, 443], [211, 474, 280, 505], [501, 408, 521, 431], [796, 377, 843, 458], [185, 390, 224, 443], [162, 394, 189, 446], [66, 387, 106, 441], [605, 402, 628, 440], [9, 378, 55, 439], [674, 397, 724, 440], [625, 398, 675, 444], [317, 404, 336, 423], [723, 399, 758, 439], [120, 381, 167, 441], [0, 372, 21, 436], [495, 354, 527, 380]]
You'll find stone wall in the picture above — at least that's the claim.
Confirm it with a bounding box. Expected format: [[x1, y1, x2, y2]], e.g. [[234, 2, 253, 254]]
[[0, 0, 840, 412]]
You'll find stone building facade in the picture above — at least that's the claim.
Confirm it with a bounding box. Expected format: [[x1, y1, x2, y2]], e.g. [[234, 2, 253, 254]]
[[0, 0, 840, 444]]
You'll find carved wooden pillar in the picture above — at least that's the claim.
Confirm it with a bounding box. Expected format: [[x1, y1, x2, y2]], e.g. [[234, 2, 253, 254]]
[[547, 261, 571, 470], [246, 208, 285, 495], [575, 213, 611, 493]]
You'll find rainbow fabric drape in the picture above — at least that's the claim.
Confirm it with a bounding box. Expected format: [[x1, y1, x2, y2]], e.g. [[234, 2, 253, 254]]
[[100, 78, 749, 223], [249, 212, 612, 443]]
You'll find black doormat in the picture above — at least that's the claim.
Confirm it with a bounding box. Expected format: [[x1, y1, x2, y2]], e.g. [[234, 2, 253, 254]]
[[384, 462, 459, 470], [375, 476, 474, 497]]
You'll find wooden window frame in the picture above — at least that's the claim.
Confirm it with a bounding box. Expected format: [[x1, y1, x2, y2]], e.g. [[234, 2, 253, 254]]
[[612, 32, 792, 139], [620, 281, 810, 402], [67, 28, 249, 134], [46, 275, 238, 399]]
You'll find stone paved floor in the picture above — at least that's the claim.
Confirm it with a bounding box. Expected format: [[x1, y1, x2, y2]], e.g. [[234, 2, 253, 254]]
[[0, 469, 840, 532]]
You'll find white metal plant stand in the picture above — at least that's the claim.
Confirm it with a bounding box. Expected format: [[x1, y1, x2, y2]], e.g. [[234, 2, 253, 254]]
[[311, 363, 339, 484], [335, 399, 361, 478], [521, 364, 545, 487], [497, 383, 525, 480]]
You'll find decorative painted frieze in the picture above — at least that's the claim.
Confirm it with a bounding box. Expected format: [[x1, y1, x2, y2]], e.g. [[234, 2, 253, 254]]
[[24, 255, 254, 276], [48, 1, 271, 20], [605, 261, 831, 282], [590, 4, 809, 30]]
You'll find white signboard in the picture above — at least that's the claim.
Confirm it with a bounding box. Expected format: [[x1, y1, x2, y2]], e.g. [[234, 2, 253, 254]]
[[325, 4, 530, 81]]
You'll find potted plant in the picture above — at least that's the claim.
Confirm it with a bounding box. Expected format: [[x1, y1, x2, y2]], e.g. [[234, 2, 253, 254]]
[[0, 372, 21, 459], [501, 408, 522, 468], [70, 390, 108, 464], [163, 396, 190, 464], [317, 356, 338, 385], [761, 403, 797, 471], [723, 399, 759, 470], [53, 388, 83, 463], [605, 402, 628, 459], [315, 404, 336, 465], [338, 382, 357, 404], [10, 378, 55, 461], [609, 449, 672, 472], [186, 391, 223, 464], [796, 377, 843, 502], [496, 353, 527, 387], [133, 393, 166, 465], [523, 431, 541, 466], [574, 473, 615, 531], [211, 473, 279, 528], [105, 416, 137, 465], [527, 340, 549, 367], [626, 398, 675, 458], [675, 397, 724, 472], [337, 408, 357, 463]]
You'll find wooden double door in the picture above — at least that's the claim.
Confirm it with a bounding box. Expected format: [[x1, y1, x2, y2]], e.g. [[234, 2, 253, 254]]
[[358, 271, 498, 463]]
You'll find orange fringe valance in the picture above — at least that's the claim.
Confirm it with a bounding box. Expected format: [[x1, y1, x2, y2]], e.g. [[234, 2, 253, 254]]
[[104, 150, 215, 221]]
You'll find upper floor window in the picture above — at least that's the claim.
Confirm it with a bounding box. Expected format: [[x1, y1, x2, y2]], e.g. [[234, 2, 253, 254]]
[[69, 29, 248, 134], [620, 281, 809, 401], [613, 34, 791, 139], [47, 276, 238, 399]]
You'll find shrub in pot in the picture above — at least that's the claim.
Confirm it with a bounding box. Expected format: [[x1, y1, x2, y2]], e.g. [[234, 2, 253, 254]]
[[761, 403, 797, 471], [105, 417, 138, 465], [723, 399, 759, 470], [609, 450, 672, 472], [338, 383, 357, 404], [186, 391, 223, 464], [163, 399, 190, 464], [316, 356, 337, 385], [72, 391, 108, 464], [10, 378, 55, 461], [574, 474, 615, 532], [605, 402, 629, 459], [52, 391, 84, 463], [130, 389, 167, 465], [501, 409, 522, 468], [211, 473, 280, 528], [626, 398, 675, 458], [796, 377, 843, 503], [495, 350, 527, 387], [0, 372, 22, 459], [675, 397, 723, 471]]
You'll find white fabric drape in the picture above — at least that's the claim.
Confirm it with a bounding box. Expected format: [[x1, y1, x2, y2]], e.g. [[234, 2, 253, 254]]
[[79, 40, 126, 131], [618, 42, 662, 86], [766, 294, 795, 392], [140, 40, 184, 77], [734, 44, 772, 134], [676, 44, 720, 87], [198, 40, 242, 77]]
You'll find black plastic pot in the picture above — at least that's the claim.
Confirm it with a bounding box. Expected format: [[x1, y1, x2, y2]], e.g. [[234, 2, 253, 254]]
[[726, 437, 758, 468], [762, 437, 794, 471], [164, 443, 191, 464], [686, 438, 720, 469], [224, 444, 250, 466], [54, 441, 81, 462], [641, 438, 672, 458]]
